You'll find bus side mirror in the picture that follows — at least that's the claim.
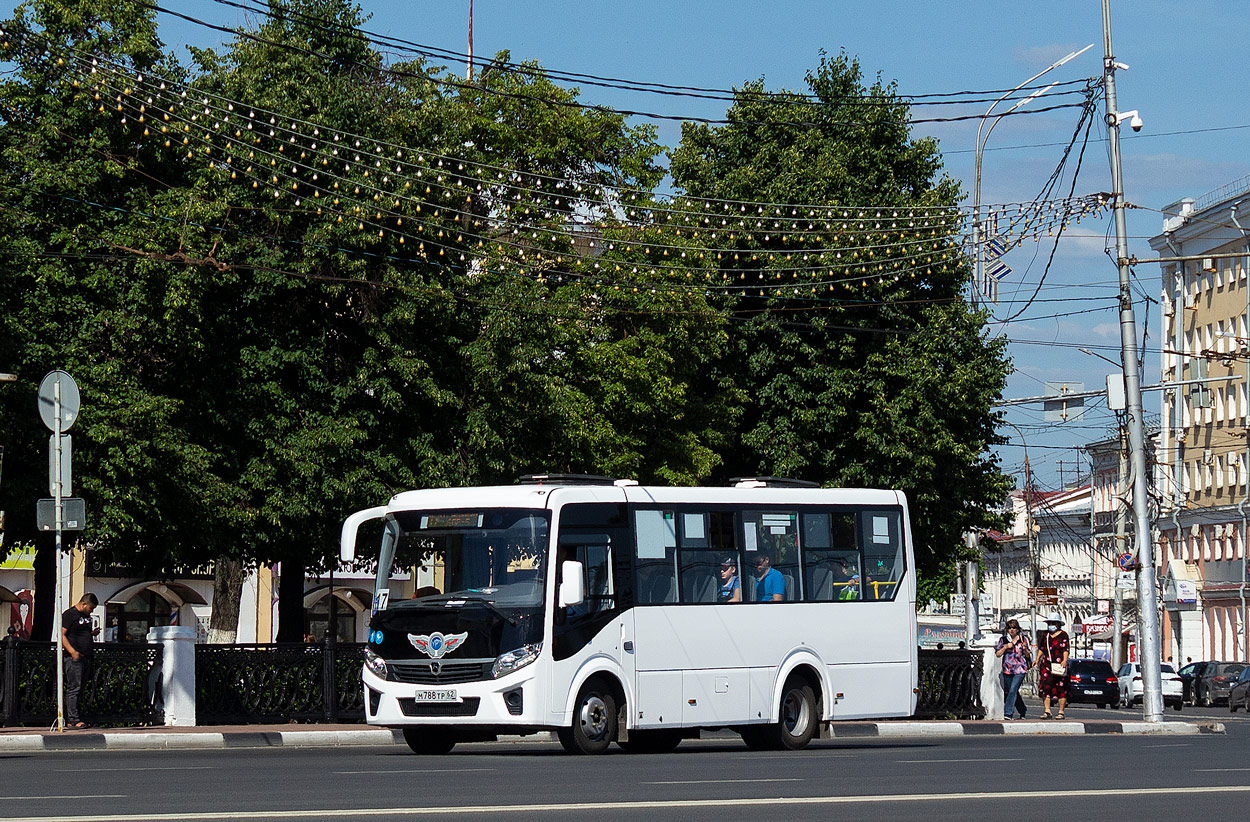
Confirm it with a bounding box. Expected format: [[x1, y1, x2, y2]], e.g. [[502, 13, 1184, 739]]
[[559, 560, 585, 608], [340, 506, 388, 562]]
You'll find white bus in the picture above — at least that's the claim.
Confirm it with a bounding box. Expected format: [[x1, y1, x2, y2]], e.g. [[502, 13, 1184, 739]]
[[339, 475, 917, 754]]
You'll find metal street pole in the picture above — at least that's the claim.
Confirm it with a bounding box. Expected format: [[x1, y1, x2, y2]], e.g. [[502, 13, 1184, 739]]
[[972, 44, 1093, 306], [52, 379, 65, 733], [1102, 0, 1162, 721], [1113, 421, 1128, 672]]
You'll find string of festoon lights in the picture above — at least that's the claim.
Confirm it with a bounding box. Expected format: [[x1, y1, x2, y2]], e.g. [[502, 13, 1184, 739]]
[[2, 24, 1111, 302]]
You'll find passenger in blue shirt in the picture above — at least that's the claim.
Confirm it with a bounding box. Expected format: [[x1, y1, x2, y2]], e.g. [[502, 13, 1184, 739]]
[[718, 557, 741, 603], [753, 553, 785, 602]]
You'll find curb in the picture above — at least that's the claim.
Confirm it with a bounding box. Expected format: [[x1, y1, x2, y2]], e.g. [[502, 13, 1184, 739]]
[[833, 720, 1225, 738], [0, 721, 1223, 752]]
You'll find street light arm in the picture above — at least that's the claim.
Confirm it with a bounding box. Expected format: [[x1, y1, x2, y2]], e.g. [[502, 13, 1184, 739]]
[[972, 43, 1094, 304], [973, 44, 1094, 201]]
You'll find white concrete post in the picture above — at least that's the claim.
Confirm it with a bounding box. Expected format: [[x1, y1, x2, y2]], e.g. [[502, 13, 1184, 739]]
[[979, 643, 1004, 720], [148, 626, 197, 726]]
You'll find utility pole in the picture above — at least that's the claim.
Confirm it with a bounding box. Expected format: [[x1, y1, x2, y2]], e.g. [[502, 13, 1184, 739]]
[[1112, 421, 1128, 672], [1102, 0, 1163, 721], [466, 0, 474, 81], [1025, 453, 1039, 644]]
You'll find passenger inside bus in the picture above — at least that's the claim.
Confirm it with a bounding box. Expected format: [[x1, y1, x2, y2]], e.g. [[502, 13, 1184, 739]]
[[718, 557, 741, 603], [752, 553, 785, 602]]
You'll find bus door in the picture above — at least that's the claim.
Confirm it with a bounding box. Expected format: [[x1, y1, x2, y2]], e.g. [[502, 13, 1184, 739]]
[[632, 508, 750, 728]]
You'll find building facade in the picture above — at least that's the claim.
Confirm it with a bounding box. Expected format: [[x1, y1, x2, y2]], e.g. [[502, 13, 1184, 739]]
[[1149, 176, 1250, 663]]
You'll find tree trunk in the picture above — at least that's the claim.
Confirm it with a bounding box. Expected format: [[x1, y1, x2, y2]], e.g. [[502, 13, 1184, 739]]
[[275, 561, 306, 643], [206, 556, 246, 644], [30, 534, 55, 642]]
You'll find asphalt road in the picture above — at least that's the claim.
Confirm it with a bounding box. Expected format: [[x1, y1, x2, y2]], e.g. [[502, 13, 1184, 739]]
[[3, 719, 1248, 822]]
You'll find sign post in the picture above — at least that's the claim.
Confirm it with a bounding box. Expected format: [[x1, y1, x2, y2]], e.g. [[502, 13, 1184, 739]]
[[38, 370, 80, 733]]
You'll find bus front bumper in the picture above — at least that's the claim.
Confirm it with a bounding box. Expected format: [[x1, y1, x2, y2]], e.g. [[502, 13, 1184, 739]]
[[362, 665, 545, 727]]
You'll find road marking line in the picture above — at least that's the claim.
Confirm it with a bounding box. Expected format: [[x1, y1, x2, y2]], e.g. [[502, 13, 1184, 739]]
[[9, 785, 1250, 821], [643, 778, 803, 785], [2, 795, 126, 801], [896, 758, 1025, 763], [337, 764, 502, 769]]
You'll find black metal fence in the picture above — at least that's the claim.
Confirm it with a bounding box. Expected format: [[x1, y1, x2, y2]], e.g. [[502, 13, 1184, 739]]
[[915, 648, 985, 719], [1, 634, 163, 727], [5, 635, 977, 725], [195, 641, 365, 724]]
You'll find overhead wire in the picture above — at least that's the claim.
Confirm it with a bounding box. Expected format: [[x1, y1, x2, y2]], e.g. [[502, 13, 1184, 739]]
[[203, 0, 1096, 109], [124, 0, 1091, 129]]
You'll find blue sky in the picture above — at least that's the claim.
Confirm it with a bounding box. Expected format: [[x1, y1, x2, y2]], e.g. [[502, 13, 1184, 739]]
[[154, 0, 1250, 491]]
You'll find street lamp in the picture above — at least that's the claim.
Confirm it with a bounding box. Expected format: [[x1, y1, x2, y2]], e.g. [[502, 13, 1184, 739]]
[[0, 373, 16, 382], [972, 44, 1094, 306]]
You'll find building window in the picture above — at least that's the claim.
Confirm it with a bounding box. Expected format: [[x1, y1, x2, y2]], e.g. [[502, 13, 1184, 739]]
[[105, 590, 174, 643], [306, 595, 356, 643]]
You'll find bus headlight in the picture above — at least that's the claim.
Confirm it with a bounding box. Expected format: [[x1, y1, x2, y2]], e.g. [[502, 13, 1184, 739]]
[[492, 642, 541, 679], [364, 648, 389, 679]]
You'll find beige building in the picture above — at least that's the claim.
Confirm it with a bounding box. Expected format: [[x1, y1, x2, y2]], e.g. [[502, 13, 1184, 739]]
[[1150, 176, 1250, 663]]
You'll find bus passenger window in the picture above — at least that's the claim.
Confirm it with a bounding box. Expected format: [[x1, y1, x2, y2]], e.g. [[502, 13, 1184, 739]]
[[803, 512, 861, 602], [743, 511, 801, 601], [635, 510, 677, 604], [860, 510, 904, 601]]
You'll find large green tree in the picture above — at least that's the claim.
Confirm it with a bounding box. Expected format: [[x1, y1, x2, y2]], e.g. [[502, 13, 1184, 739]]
[[668, 53, 1011, 599], [0, 0, 734, 638]]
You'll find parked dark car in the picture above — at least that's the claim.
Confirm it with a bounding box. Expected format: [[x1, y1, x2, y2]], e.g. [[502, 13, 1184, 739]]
[[1194, 661, 1245, 706], [1067, 659, 1119, 708], [1177, 661, 1214, 704], [1227, 667, 1250, 712]]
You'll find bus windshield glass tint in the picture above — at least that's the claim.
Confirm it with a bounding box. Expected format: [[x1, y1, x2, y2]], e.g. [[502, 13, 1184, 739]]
[[392, 509, 550, 607]]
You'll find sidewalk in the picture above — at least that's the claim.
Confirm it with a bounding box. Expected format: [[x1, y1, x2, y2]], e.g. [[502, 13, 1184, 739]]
[[0, 718, 1226, 752]]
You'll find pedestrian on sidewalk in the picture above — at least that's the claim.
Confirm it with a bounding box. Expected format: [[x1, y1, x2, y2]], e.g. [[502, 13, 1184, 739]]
[[61, 593, 100, 729], [995, 618, 1033, 719], [1038, 612, 1070, 719]]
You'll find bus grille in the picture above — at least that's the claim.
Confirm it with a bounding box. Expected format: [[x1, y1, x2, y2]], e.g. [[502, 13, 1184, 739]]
[[388, 660, 493, 684], [399, 697, 481, 717]]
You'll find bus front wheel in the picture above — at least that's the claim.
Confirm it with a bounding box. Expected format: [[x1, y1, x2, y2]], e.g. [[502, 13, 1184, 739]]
[[402, 727, 456, 755], [558, 684, 617, 755]]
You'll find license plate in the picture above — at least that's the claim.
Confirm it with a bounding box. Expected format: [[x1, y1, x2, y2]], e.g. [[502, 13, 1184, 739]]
[[412, 689, 458, 703], [1084, 689, 1101, 695]]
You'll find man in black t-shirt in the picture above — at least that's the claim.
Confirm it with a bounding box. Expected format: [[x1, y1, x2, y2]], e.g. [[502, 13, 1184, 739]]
[[61, 593, 99, 728]]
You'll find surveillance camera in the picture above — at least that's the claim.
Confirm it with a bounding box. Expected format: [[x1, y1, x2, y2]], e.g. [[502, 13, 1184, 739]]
[[1116, 110, 1143, 132]]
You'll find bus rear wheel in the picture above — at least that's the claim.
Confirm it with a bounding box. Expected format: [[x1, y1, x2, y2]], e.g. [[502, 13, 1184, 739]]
[[557, 684, 617, 755], [402, 727, 456, 755], [744, 682, 818, 751], [618, 729, 683, 754]]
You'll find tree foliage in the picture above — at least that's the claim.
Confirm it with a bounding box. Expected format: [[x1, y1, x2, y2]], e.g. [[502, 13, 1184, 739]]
[[0, 7, 1010, 631], [668, 52, 1011, 598]]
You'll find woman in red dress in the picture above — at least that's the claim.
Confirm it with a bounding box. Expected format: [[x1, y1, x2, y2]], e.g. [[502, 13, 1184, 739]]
[[1037, 612, 1071, 719]]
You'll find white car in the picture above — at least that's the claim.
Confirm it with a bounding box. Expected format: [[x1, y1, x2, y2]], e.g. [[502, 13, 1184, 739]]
[[1116, 662, 1184, 710]]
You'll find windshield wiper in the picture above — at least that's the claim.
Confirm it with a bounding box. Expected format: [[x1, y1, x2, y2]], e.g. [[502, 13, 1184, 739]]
[[430, 592, 520, 625]]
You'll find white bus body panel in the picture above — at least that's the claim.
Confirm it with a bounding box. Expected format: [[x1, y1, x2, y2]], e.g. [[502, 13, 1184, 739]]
[[360, 483, 918, 733]]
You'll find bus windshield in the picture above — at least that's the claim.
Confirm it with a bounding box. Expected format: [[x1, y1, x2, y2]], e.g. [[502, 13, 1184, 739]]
[[386, 508, 550, 608]]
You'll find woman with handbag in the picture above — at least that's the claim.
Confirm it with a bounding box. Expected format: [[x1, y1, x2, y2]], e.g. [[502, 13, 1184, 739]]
[[1037, 611, 1071, 719]]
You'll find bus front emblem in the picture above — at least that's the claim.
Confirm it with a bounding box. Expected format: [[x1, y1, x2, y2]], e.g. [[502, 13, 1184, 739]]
[[408, 631, 468, 659]]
